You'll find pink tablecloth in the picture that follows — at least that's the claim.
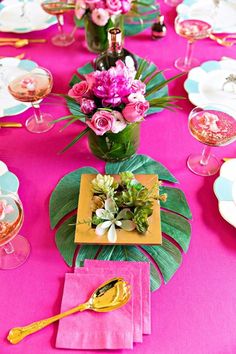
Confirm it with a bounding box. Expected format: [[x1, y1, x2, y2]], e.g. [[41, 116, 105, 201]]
[[1, 2, 236, 353]]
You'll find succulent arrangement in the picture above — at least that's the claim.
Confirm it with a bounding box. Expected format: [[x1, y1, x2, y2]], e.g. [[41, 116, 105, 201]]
[[85, 172, 167, 243]]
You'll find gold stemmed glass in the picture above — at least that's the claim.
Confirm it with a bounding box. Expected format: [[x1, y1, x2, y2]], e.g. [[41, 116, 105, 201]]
[[8, 67, 54, 134], [41, 0, 75, 47], [0, 190, 30, 269]]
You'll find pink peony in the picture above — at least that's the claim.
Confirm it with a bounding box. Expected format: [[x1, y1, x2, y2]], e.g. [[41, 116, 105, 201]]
[[86, 110, 114, 135], [110, 111, 127, 133], [131, 79, 146, 95], [68, 81, 91, 103], [106, 0, 122, 14], [80, 98, 96, 114], [75, 0, 86, 19], [91, 8, 110, 26], [122, 101, 150, 122]]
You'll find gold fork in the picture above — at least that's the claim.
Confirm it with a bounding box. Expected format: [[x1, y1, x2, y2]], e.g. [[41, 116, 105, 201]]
[[209, 34, 235, 47], [0, 39, 46, 48]]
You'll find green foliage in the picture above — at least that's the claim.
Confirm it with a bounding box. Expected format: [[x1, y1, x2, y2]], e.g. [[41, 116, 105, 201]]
[[49, 154, 192, 291]]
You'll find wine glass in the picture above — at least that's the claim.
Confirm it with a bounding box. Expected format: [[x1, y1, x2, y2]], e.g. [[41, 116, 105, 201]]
[[174, 15, 212, 72], [41, 0, 75, 47], [8, 67, 54, 134], [0, 190, 30, 269], [187, 104, 236, 176]]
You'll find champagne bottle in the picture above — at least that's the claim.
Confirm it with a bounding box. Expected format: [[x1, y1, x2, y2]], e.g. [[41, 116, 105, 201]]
[[95, 28, 138, 72]]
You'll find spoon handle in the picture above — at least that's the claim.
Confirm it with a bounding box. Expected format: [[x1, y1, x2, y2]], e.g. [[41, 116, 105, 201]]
[[7, 302, 90, 344]]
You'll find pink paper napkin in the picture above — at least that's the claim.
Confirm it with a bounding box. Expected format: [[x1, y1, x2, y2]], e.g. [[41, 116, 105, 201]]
[[82, 259, 151, 335], [56, 273, 133, 350], [74, 266, 142, 342]]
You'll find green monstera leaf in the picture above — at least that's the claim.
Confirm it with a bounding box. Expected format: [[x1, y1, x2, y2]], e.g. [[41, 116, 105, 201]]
[[49, 155, 192, 291]]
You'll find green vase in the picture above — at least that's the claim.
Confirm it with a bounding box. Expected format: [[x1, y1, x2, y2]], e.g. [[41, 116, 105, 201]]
[[84, 13, 124, 53], [88, 123, 140, 161]]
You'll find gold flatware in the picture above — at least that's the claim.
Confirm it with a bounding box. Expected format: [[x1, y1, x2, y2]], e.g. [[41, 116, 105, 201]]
[[209, 33, 235, 47], [0, 39, 46, 48], [0, 53, 25, 59], [7, 277, 131, 345], [223, 158, 235, 162], [0, 122, 22, 128], [0, 38, 46, 43]]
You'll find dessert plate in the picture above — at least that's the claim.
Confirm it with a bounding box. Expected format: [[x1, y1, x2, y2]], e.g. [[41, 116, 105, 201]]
[[0, 57, 38, 118], [184, 59, 236, 110], [214, 159, 236, 228], [0, 0, 57, 33], [0, 161, 19, 193], [177, 0, 236, 33]]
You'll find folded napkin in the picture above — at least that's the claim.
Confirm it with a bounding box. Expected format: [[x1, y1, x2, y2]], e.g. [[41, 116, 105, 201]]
[[83, 259, 151, 335], [56, 273, 133, 350], [75, 265, 142, 342]]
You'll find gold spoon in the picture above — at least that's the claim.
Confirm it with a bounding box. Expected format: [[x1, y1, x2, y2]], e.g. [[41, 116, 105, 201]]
[[0, 39, 46, 48], [7, 277, 131, 345], [209, 33, 235, 47]]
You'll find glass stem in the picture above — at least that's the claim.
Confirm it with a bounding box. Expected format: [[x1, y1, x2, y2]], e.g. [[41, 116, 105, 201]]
[[32, 103, 43, 124], [184, 40, 194, 67], [57, 15, 65, 37], [3, 241, 14, 255], [200, 146, 211, 166]]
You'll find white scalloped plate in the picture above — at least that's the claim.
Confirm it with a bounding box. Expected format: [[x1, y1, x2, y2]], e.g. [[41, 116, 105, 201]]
[[214, 159, 236, 228], [184, 59, 236, 110], [177, 0, 236, 33], [0, 0, 57, 33], [0, 161, 19, 193]]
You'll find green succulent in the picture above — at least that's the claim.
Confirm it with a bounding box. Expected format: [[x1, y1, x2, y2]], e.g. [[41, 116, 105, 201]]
[[91, 174, 118, 195], [133, 207, 151, 234], [91, 214, 103, 226], [117, 186, 154, 208], [119, 172, 134, 185]]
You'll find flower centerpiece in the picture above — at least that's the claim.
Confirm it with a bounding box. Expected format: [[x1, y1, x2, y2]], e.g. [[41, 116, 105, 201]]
[[75, 172, 167, 244], [59, 58, 182, 161], [74, 0, 159, 52]]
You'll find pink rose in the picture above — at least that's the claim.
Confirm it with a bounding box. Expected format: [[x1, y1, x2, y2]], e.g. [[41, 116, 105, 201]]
[[106, 0, 122, 14], [80, 98, 96, 114], [120, 0, 131, 13], [122, 101, 149, 122], [68, 81, 91, 103], [111, 111, 126, 133], [91, 8, 110, 26], [131, 79, 146, 94], [86, 110, 114, 135], [75, 0, 86, 19]]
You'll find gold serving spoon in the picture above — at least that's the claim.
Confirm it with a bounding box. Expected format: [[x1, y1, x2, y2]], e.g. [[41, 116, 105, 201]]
[[0, 53, 25, 59], [0, 122, 22, 128], [209, 33, 235, 47], [0, 39, 46, 48], [7, 277, 131, 345]]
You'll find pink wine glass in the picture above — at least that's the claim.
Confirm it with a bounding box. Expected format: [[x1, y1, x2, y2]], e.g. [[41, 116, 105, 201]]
[[174, 15, 212, 72], [8, 67, 54, 134], [187, 104, 236, 176], [0, 190, 30, 269], [41, 0, 75, 47]]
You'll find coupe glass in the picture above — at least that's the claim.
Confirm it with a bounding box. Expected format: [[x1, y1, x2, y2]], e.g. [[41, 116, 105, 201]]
[[187, 104, 236, 176], [8, 67, 54, 134], [174, 15, 212, 72], [0, 190, 30, 269], [41, 0, 75, 47]]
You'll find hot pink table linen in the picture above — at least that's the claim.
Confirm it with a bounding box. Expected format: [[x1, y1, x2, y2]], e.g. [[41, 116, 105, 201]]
[[0, 2, 236, 354]]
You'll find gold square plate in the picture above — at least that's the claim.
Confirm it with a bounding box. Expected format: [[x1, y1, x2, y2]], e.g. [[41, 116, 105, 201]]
[[74, 174, 162, 245]]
